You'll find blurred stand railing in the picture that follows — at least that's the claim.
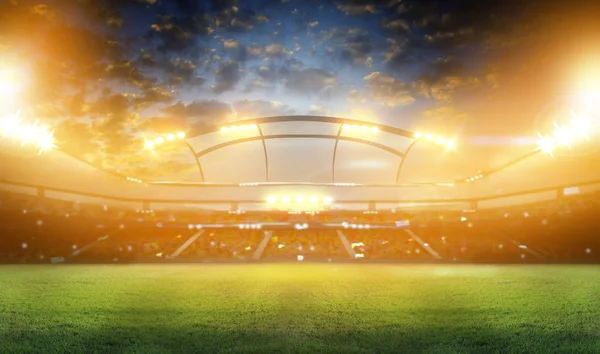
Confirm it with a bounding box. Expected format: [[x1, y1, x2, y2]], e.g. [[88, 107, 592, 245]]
[[1, 178, 600, 211]]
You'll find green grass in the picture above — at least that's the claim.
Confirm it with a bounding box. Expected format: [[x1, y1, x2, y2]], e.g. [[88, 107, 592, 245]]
[[1, 265, 599, 354]]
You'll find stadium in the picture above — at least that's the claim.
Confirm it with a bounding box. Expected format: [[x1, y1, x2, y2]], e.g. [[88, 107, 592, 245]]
[[2, 0, 600, 353]]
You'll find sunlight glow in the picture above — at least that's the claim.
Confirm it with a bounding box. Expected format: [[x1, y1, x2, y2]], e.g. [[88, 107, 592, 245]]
[[1, 111, 56, 154]]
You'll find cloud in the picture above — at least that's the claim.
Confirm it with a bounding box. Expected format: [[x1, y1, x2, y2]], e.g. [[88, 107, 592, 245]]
[[415, 57, 481, 103], [159, 100, 234, 129], [134, 87, 174, 108], [150, 13, 213, 53], [104, 60, 155, 89], [233, 100, 295, 118], [320, 28, 375, 68], [212, 60, 243, 94], [214, 5, 270, 33], [421, 105, 470, 123], [361, 72, 415, 107], [308, 104, 329, 116], [222, 41, 293, 63], [381, 18, 410, 32], [337, 2, 377, 16], [284, 67, 337, 96], [162, 58, 205, 87]]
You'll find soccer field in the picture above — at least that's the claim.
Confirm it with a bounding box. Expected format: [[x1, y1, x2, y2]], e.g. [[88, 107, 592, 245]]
[[1, 264, 599, 353]]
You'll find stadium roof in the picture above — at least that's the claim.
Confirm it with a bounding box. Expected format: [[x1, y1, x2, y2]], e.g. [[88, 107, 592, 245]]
[[3, 114, 600, 212]]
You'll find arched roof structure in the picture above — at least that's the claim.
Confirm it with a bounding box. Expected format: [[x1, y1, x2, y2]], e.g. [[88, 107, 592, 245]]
[[184, 116, 421, 184]]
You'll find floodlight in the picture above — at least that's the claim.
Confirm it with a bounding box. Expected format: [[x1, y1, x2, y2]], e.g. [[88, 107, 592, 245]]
[[352, 125, 359, 130], [371, 126, 379, 132], [0, 67, 20, 98], [414, 131, 422, 138], [155, 137, 164, 144], [435, 137, 444, 144], [231, 125, 237, 131], [323, 196, 333, 204], [167, 133, 175, 141], [144, 140, 154, 149], [267, 195, 277, 204], [1, 111, 20, 136], [177, 131, 185, 139], [569, 112, 591, 140], [240, 125, 247, 131], [425, 134, 433, 141], [551, 123, 572, 148], [19, 124, 39, 144], [281, 195, 290, 203], [37, 130, 55, 154], [444, 140, 455, 149], [361, 125, 368, 131], [221, 126, 228, 132], [309, 195, 318, 203], [537, 135, 555, 156], [295, 195, 305, 203], [250, 124, 258, 129]]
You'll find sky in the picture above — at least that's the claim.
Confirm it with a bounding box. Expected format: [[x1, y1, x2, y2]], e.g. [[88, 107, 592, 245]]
[[2, 0, 600, 182]]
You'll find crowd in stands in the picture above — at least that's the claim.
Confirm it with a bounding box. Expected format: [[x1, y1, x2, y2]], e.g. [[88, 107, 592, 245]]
[[0, 189, 599, 264]]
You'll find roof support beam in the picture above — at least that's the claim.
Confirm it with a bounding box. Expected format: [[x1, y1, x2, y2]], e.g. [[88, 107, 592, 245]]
[[395, 140, 418, 184], [331, 124, 344, 183], [185, 141, 205, 182]]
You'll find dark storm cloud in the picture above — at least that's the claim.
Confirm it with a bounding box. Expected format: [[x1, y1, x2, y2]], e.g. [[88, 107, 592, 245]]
[[283, 67, 337, 96], [158, 99, 233, 129], [104, 60, 156, 89], [150, 13, 213, 53], [221, 40, 293, 63], [135, 87, 174, 107], [212, 60, 243, 94], [163, 58, 205, 86], [360, 72, 415, 107], [249, 58, 338, 96], [320, 28, 375, 68], [336, 2, 378, 16]]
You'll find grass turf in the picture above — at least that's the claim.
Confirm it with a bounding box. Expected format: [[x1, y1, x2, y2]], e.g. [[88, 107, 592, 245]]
[[0, 264, 599, 354]]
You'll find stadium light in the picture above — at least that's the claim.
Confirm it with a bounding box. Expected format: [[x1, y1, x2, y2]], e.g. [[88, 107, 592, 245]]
[[413, 130, 456, 149], [536, 111, 597, 156], [126, 177, 143, 183], [144, 131, 187, 150], [464, 172, 484, 183], [0, 67, 21, 99], [0, 111, 56, 154]]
